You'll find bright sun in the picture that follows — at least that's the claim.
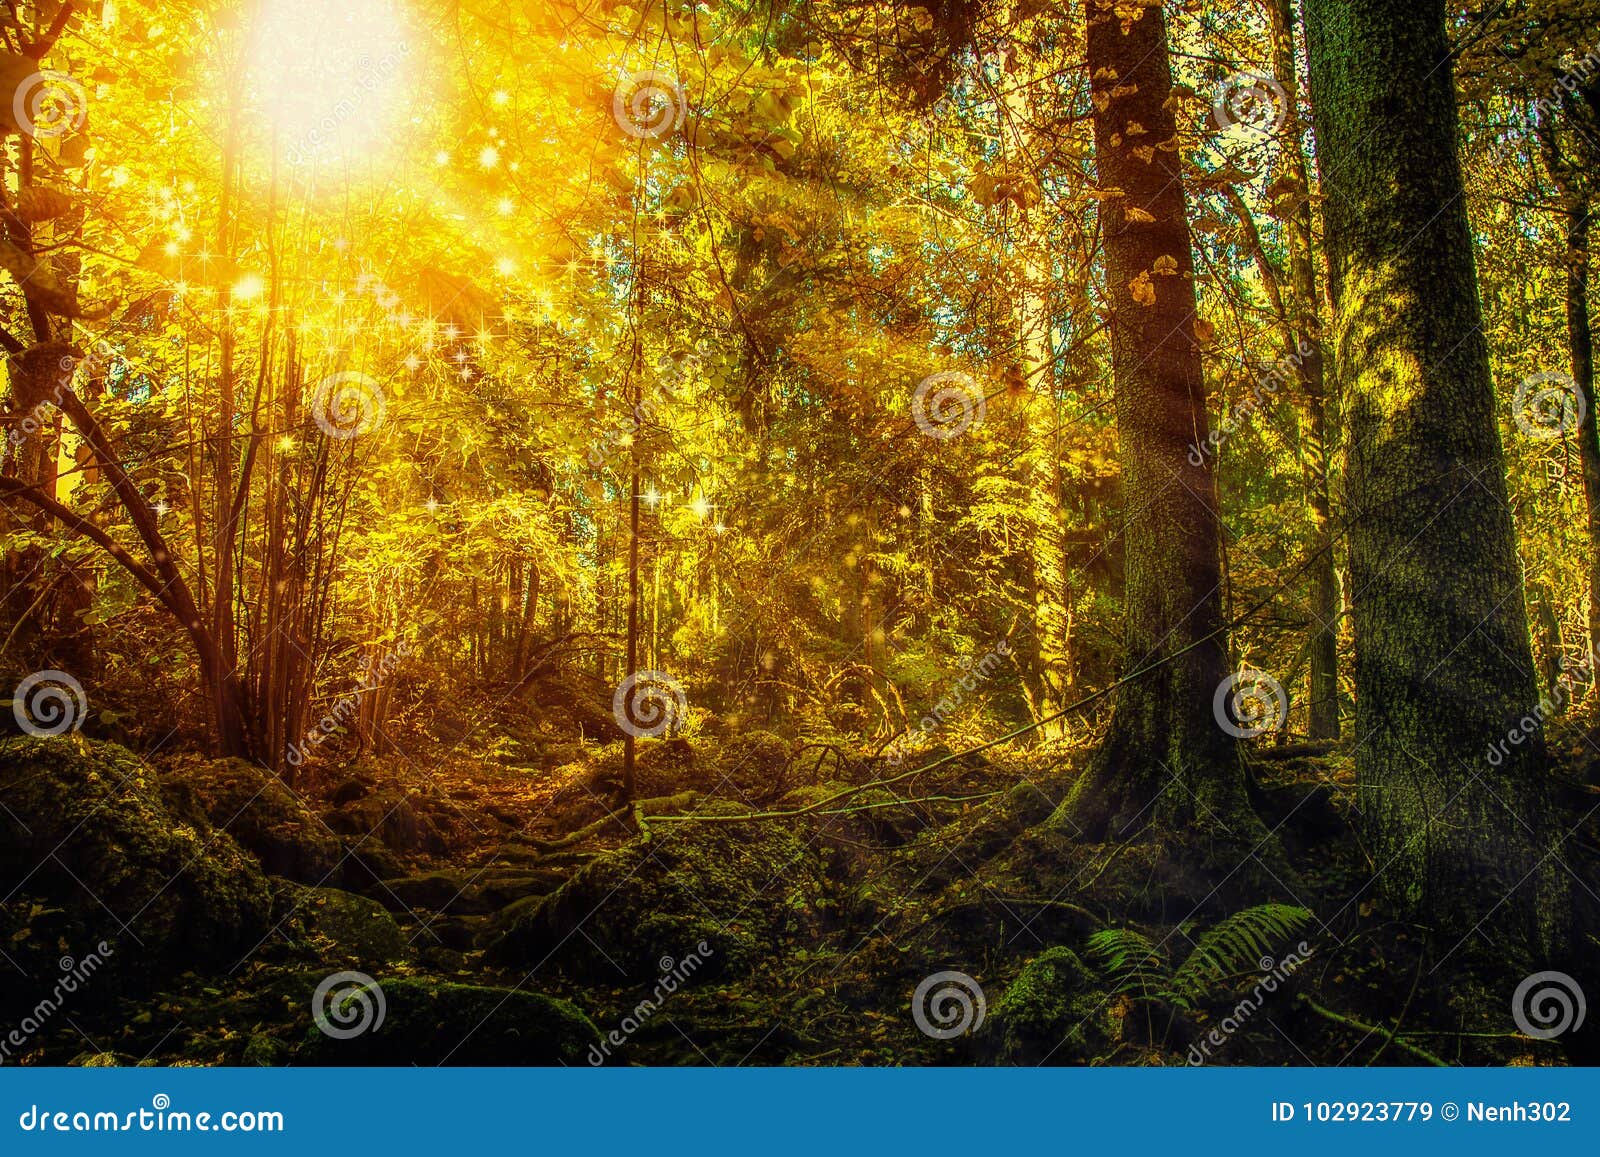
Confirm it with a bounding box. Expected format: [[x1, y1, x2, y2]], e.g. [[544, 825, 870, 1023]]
[[247, 0, 412, 164]]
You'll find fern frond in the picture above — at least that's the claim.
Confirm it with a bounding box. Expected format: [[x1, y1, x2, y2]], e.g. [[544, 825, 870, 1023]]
[[1085, 926, 1172, 998], [1170, 903, 1315, 1006]]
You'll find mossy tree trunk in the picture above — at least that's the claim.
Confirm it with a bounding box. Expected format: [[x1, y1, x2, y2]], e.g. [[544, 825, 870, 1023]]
[[1305, 0, 1568, 954], [1268, 0, 1340, 739], [1059, 0, 1258, 850], [1535, 111, 1600, 686]]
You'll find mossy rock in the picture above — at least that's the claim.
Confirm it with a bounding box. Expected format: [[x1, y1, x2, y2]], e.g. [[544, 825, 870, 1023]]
[[324, 788, 455, 858], [715, 730, 792, 799], [267, 880, 411, 969], [979, 946, 1118, 1065], [374, 869, 552, 916], [297, 977, 599, 1065], [487, 800, 831, 981], [162, 755, 343, 885], [0, 738, 271, 967]]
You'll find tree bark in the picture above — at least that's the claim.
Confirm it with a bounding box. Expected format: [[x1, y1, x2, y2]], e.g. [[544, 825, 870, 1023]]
[[1267, 0, 1340, 739], [1565, 202, 1600, 674], [1305, 0, 1568, 955], [1058, 0, 1260, 854]]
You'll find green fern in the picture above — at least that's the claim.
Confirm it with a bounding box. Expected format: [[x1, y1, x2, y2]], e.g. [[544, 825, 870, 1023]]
[[1087, 904, 1315, 1009], [1169, 903, 1315, 1006], [1085, 926, 1172, 998]]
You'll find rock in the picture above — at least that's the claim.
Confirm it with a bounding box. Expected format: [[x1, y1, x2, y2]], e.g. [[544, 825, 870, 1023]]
[[0, 738, 272, 968], [482, 893, 545, 942], [423, 915, 486, 951], [487, 800, 831, 981], [716, 730, 793, 799], [297, 977, 599, 1065], [267, 880, 411, 969], [328, 777, 372, 806], [375, 871, 480, 913], [980, 946, 1118, 1065], [374, 869, 554, 916], [162, 754, 343, 885], [324, 789, 453, 857]]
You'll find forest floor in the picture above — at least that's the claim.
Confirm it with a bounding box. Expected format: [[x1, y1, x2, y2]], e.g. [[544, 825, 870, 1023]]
[[2, 705, 1598, 1067]]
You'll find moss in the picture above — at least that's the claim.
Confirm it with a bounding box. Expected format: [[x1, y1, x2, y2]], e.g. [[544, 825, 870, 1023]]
[[162, 755, 342, 885], [266, 880, 411, 970], [715, 730, 792, 799], [297, 977, 599, 1065], [487, 799, 830, 980], [0, 737, 271, 966], [981, 946, 1117, 1065], [373, 869, 553, 916], [325, 788, 454, 858]]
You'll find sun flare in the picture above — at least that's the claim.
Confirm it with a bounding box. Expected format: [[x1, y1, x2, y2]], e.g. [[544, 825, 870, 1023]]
[[247, 0, 412, 163]]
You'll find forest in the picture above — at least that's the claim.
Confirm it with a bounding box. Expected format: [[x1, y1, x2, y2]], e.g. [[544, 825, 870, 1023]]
[[0, 0, 1597, 1069]]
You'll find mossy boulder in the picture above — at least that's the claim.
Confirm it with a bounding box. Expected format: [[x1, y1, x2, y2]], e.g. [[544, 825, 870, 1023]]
[[324, 788, 455, 858], [374, 869, 553, 916], [0, 738, 272, 966], [487, 800, 831, 981], [980, 946, 1118, 1065], [297, 977, 599, 1065], [162, 755, 343, 885], [715, 730, 793, 799], [266, 880, 410, 969]]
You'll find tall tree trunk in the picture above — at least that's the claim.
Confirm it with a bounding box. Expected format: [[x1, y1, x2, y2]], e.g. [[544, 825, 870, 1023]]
[[1267, 0, 1340, 738], [1059, 0, 1260, 855], [1536, 114, 1600, 676], [1564, 201, 1600, 673], [1020, 261, 1073, 736], [1305, 0, 1568, 955]]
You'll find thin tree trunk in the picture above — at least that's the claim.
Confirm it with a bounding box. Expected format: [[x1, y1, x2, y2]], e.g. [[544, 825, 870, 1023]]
[[1305, 0, 1568, 955], [622, 428, 641, 802], [1565, 202, 1600, 670], [1268, 0, 1340, 738]]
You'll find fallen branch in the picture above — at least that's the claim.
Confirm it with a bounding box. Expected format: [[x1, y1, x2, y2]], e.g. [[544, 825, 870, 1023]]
[[1296, 996, 1450, 1067]]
